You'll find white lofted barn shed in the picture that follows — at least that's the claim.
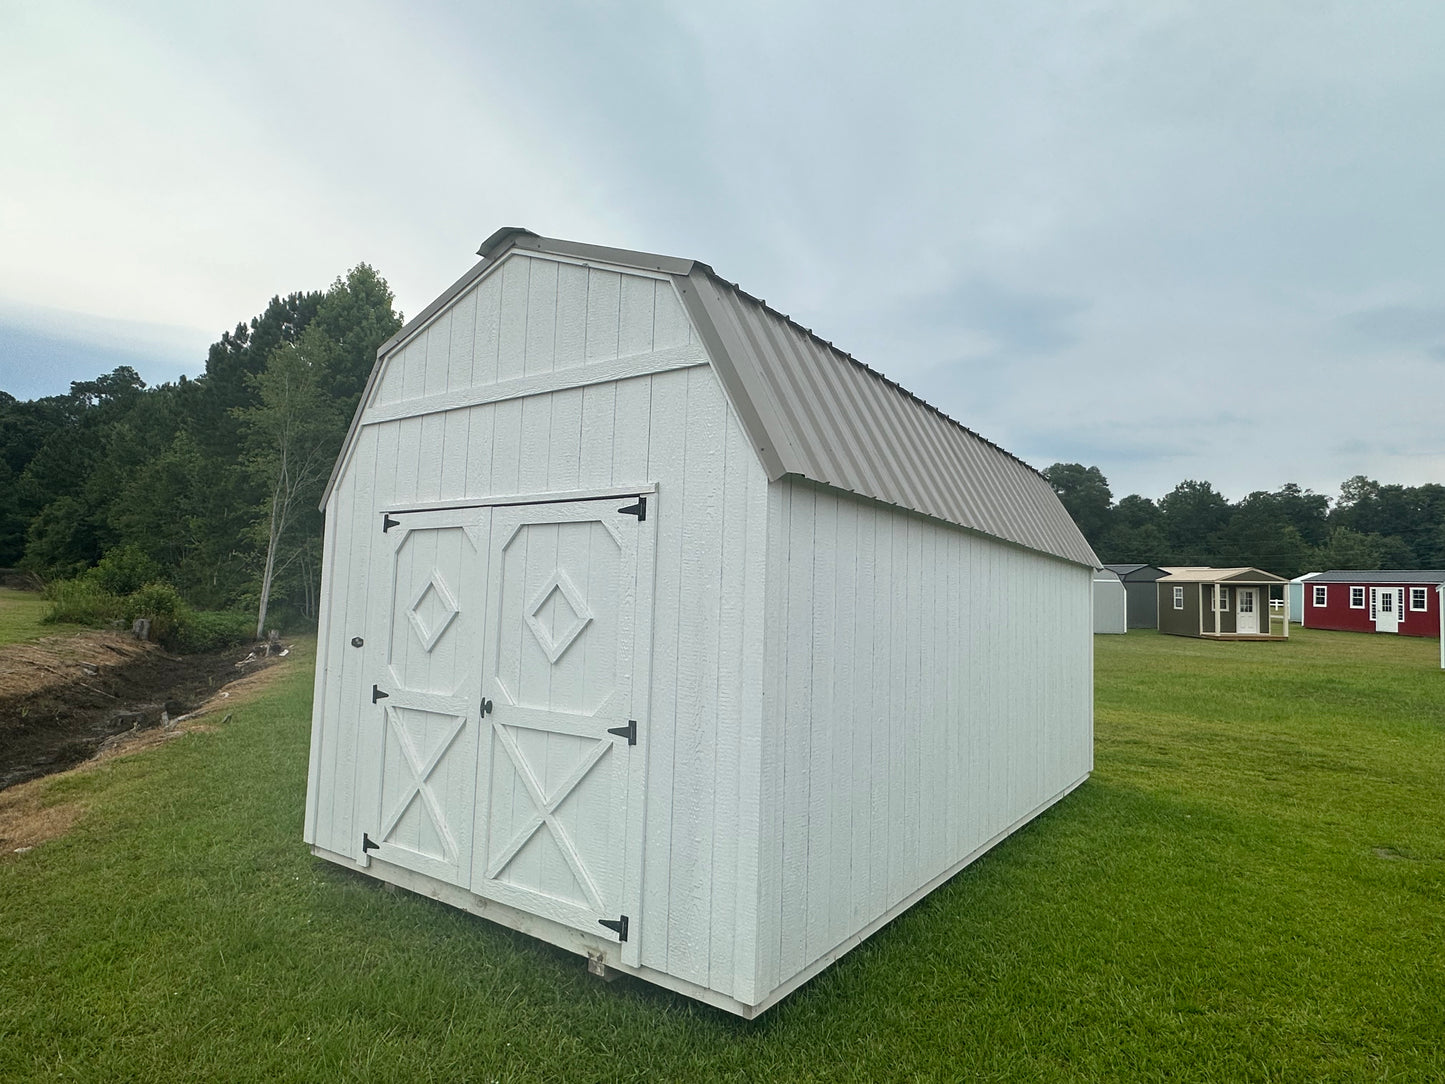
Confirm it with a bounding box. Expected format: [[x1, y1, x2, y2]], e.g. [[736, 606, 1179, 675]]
[[304, 228, 1098, 1018]]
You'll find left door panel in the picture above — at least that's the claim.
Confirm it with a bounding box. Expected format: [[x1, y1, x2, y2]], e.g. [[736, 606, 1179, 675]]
[[358, 507, 490, 887]]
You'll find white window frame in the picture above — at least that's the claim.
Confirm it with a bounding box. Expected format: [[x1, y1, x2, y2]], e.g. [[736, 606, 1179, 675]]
[[1313, 585, 1328, 607], [1410, 587, 1428, 611], [1217, 586, 1230, 612], [1349, 586, 1365, 609], [1173, 586, 1184, 610]]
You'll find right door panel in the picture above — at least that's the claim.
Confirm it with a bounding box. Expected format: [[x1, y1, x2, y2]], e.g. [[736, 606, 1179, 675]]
[[472, 499, 654, 962]]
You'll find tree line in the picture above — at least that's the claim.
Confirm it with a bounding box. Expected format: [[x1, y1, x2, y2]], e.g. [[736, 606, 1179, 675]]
[[1043, 463, 1445, 579], [5, 275, 1439, 632], [0, 266, 403, 634]]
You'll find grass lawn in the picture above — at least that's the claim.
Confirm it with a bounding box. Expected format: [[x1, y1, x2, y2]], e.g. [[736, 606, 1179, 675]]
[[1, 629, 1442, 1081], [0, 587, 78, 644]]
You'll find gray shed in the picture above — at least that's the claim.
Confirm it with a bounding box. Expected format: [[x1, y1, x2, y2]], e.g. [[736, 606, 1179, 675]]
[[1102, 563, 1169, 628], [1093, 569, 1127, 634], [304, 228, 1097, 1018]]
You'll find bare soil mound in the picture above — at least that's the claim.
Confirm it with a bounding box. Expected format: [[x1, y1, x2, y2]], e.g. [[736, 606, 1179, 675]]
[[0, 631, 284, 790]]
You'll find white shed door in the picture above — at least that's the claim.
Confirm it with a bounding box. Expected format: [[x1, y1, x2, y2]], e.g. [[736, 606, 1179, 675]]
[[1373, 587, 1401, 633], [472, 498, 654, 962], [362, 508, 489, 886], [1236, 588, 1258, 634]]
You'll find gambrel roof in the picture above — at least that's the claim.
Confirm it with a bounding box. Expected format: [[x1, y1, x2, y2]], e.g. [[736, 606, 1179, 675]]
[[326, 228, 1097, 568]]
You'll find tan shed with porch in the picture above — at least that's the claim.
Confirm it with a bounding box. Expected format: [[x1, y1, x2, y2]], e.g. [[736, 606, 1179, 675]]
[[1157, 567, 1288, 640]]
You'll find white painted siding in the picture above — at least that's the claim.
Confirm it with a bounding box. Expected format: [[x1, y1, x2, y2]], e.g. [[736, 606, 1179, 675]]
[[752, 480, 1094, 998], [1094, 575, 1127, 634], [306, 250, 771, 1003]]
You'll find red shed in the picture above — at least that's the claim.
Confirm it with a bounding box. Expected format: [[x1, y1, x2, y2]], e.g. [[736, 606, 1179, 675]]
[[1302, 570, 1445, 637]]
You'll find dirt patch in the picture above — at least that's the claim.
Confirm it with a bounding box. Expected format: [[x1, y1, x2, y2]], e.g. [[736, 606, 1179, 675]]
[[0, 777, 88, 853], [0, 631, 289, 791], [0, 632, 297, 855]]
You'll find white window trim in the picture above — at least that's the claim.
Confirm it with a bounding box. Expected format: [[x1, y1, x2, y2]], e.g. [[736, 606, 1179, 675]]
[[1217, 586, 1230, 612], [1313, 585, 1328, 607], [1173, 586, 1184, 610], [1349, 586, 1365, 609], [1410, 587, 1428, 612]]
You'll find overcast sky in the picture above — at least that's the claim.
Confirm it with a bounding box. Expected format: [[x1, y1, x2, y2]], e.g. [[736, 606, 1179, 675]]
[[4, 1, 1443, 502]]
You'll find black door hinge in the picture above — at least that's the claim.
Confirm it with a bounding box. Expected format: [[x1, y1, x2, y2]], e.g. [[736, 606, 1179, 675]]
[[382, 514, 400, 532], [362, 833, 380, 853], [617, 497, 646, 521], [372, 684, 389, 703], [598, 914, 629, 942], [606, 720, 637, 746]]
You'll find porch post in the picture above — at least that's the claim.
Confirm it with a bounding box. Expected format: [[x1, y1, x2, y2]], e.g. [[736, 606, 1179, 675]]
[[1214, 583, 1221, 636]]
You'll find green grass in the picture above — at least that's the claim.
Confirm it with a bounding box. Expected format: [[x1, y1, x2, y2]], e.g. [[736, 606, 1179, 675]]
[[0, 587, 82, 644], [1, 629, 1442, 1081]]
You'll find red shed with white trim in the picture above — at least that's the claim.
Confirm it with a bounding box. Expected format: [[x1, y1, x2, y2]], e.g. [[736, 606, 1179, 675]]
[[1302, 570, 1445, 637]]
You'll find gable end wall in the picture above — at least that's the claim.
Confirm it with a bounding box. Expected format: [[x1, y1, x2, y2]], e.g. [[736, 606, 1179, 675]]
[[305, 251, 772, 1003]]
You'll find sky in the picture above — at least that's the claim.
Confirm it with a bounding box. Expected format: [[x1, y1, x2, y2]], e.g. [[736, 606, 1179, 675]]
[[3, 0, 1444, 503]]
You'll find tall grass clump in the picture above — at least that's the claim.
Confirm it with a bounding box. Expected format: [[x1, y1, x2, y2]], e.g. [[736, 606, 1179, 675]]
[[41, 577, 125, 626]]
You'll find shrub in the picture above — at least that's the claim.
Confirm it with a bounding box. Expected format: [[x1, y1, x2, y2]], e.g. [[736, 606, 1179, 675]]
[[123, 582, 189, 647], [86, 545, 164, 597], [173, 610, 254, 653], [43, 578, 124, 626]]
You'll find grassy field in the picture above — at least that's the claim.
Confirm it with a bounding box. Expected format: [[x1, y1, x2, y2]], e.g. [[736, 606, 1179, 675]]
[[0, 587, 78, 644], [1, 629, 1441, 1082]]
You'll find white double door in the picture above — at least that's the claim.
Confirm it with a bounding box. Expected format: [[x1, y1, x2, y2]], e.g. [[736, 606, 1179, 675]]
[[356, 494, 654, 958]]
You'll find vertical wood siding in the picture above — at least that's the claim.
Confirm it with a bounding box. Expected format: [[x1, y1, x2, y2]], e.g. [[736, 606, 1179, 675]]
[[306, 251, 770, 1002], [753, 479, 1093, 996], [370, 253, 695, 410]]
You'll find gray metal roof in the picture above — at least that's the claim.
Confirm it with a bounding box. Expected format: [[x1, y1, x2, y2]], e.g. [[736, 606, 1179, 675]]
[[329, 228, 1098, 568], [1311, 569, 1445, 584], [1103, 563, 1168, 581]]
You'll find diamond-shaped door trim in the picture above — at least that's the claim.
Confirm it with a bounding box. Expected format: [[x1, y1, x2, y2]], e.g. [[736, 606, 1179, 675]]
[[525, 570, 592, 664], [407, 571, 460, 652]]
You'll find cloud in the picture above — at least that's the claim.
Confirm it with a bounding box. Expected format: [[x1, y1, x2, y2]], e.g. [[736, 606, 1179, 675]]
[[5, 0, 1445, 502], [1343, 305, 1445, 349], [910, 278, 1088, 361]]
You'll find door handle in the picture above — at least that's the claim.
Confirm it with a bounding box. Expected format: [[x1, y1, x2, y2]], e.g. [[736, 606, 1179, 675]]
[[480, 697, 493, 717]]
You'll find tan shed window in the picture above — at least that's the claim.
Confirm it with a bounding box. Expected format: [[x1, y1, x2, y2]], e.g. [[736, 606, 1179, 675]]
[[1217, 586, 1230, 612], [1173, 586, 1184, 610]]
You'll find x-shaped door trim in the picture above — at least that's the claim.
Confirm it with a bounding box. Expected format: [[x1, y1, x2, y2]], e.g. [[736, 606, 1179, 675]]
[[484, 721, 610, 913], [379, 707, 466, 861]]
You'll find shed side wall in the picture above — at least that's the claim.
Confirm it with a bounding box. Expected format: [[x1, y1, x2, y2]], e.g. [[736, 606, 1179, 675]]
[[1094, 579, 1127, 633], [1158, 582, 1201, 636], [1305, 581, 1441, 636], [754, 480, 1094, 998], [1123, 580, 1158, 628]]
